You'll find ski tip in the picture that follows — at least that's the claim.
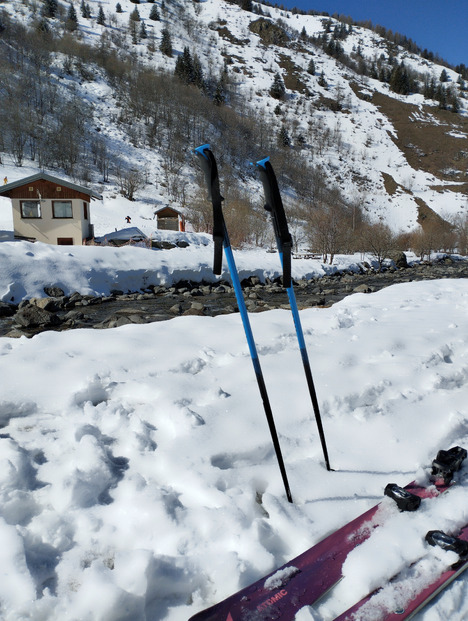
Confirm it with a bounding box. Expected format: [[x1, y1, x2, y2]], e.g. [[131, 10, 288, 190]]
[[255, 156, 270, 169], [194, 144, 211, 158]]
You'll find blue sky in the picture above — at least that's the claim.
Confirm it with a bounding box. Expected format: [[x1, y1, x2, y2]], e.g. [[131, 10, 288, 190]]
[[278, 1, 467, 67]]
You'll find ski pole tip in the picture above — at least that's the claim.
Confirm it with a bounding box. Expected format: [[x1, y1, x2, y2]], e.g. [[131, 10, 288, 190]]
[[194, 144, 211, 159]]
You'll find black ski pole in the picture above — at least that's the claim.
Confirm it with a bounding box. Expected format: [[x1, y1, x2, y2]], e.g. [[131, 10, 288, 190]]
[[194, 144, 293, 503], [255, 156, 332, 472]]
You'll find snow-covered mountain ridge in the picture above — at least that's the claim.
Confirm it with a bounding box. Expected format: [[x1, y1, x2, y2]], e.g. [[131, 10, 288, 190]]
[[0, 0, 467, 242]]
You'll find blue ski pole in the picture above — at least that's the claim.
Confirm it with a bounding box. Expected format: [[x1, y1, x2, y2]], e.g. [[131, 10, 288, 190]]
[[194, 144, 293, 503], [255, 156, 332, 472]]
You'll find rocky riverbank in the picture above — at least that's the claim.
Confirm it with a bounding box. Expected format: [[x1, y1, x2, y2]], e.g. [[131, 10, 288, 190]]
[[1, 256, 467, 338]]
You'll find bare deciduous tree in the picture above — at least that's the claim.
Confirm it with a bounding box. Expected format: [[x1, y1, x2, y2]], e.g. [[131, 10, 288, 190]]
[[117, 167, 144, 201], [359, 221, 395, 270]]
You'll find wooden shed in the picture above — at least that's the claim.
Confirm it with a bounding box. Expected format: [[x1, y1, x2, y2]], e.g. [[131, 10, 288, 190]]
[[154, 206, 186, 232], [0, 173, 102, 245]]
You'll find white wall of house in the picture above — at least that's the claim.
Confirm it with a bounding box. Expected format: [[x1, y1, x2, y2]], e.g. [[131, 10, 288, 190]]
[[12, 198, 91, 245]]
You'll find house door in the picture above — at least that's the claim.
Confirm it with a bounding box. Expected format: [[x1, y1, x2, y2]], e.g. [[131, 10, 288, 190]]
[[57, 237, 74, 245]]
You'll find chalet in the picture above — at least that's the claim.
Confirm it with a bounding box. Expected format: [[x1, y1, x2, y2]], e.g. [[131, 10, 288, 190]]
[[0, 173, 102, 245], [154, 206, 185, 232]]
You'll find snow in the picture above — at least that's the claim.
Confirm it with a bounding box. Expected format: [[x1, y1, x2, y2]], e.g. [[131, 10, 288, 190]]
[[0, 0, 468, 618], [1, 236, 468, 619], [0, 235, 389, 303]]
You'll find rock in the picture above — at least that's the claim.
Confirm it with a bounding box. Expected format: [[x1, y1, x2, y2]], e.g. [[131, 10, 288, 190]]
[[127, 314, 147, 324], [5, 328, 28, 338], [306, 295, 326, 306], [152, 241, 176, 250], [191, 302, 205, 312], [169, 303, 183, 315], [388, 251, 408, 269], [63, 310, 85, 322], [183, 307, 205, 316], [353, 284, 375, 293], [14, 305, 61, 328], [43, 286, 65, 297], [0, 301, 16, 317], [213, 285, 229, 293], [108, 316, 133, 328], [33, 297, 60, 312]]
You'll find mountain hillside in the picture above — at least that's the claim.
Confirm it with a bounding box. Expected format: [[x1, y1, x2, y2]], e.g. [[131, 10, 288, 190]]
[[0, 0, 467, 252]]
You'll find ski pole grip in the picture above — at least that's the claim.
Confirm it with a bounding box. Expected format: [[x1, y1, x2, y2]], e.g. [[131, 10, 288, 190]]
[[255, 158, 292, 288], [194, 144, 225, 275]]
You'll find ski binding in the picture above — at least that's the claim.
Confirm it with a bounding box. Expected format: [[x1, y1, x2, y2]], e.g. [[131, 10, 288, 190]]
[[431, 446, 467, 483], [384, 483, 421, 512], [425, 530, 468, 556]]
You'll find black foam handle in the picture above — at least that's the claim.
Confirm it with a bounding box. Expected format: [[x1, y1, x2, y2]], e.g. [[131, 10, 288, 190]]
[[194, 146, 225, 275], [257, 160, 292, 288]]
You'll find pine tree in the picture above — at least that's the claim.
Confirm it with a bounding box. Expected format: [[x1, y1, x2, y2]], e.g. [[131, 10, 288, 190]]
[[129, 6, 140, 21], [66, 3, 78, 31], [149, 4, 160, 20], [97, 5, 105, 25], [389, 63, 410, 95], [139, 21, 147, 39], [270, 72, 285, 100], [318, 71, 327, 88], [116, 3, 122, 13], [278, 125, 291, 148], [80, 0, 91, 18], [192, 54, 204, 90], [213, 79, 226, 106], [307, 59, 315, 75], [42, 0, 58, 18], [435, 84, 447, 109], [129, 19, 138, 44], [175, 47, 194, 84], [440, 69, 449, 83], [448, 87, 460, 113], [160, 27, 172, 57]]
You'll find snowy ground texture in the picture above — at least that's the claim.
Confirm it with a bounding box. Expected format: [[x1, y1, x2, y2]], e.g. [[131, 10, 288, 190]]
[[2, 267, 468, 619]]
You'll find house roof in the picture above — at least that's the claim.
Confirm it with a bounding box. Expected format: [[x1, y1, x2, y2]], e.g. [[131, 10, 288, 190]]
[[0, 172, 103, 200], [154, 206, 183, 216]]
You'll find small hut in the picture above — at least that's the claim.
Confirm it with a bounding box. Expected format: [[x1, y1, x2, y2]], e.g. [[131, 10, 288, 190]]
[[154, 207, 185, 232]]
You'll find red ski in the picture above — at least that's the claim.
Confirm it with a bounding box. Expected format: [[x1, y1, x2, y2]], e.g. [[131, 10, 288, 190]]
[[189, 448, 465, 621], [334, 524, 468, 620]]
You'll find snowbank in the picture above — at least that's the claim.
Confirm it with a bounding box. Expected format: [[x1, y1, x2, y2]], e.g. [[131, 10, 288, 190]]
[[0, 239, 378, 303], [1, 279, 468, 619]]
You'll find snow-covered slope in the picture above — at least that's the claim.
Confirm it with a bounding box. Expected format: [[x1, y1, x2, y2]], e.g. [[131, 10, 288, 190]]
[[0, 0, 467, 239]]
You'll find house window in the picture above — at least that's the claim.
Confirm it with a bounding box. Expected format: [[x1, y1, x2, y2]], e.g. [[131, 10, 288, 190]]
[[52, 200, 73, 218], [57, 238, 74, 245], [21, 200, 41, 218], [83, 202, 88, 220]]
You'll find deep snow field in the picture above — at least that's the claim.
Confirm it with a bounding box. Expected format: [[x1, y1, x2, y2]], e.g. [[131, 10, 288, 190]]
[[1, 239, 468, 619]]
